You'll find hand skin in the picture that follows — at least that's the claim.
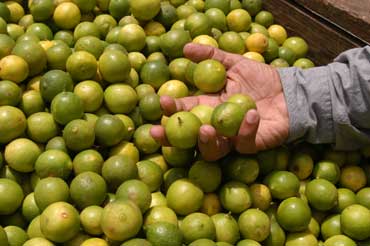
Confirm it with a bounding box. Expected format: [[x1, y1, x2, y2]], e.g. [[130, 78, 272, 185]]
[[150, 43, 289, 161]]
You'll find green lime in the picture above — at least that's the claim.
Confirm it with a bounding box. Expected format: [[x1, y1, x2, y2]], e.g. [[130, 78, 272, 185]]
[[94, 114, 127, 146], [218, 31, 245, 54], [160, 29, 192, 59], [101, 200, 142, 241], [341, 204, 370, 240], [211, 102, 246, 137], [270, 58, 289, 67], [176, 5, 197, 19], [139, 93, 162, 121], [116, 179, 151, 213], [356, 187, 370, 209], [324, 235, 356, 246], [22, 192, 40, 222], [255, 10, 274, 27], [40, 202, 80, 243], [0, 54, 29, 83], [34, 177, 69, 211], [312, 160, 339, 182], [158, 79, 189, 98], [278, 46, 296, 66], [66, 51, 97, 82], [140, 60, 170, 89], [144, 205, 177, 230], [137, 160, 163, 192], [227, 9, 251, 32], [102, 155, 138, 190], [26, 215, 44, 239], [185, 12, 212, 38], [63, 119, 95, 151], [72, 0, 96, 13], [73, 149, 104, 175], [219, 181, 252, 214], [19, 90, 45, 117], [288, 153, 313, 180], [333, 188, 356, 213], [268, 24, 287, 45], [155, 2, 178, 29], [305, 178, 338, 211], [265, 171, 300, 200], [51, 92, 84, 125], [108, 0, 130, 19], [321, 214, 341, 240], [186, 0, 205, 11], [40, 69, 74, 103], [99, 50, 130, 83], [34, 149, 72, 179], [285, 232, 318, 246], [144, 36, 161, 55], [293, 58, 315, 69], [45, 136, 68, 153], [0, 178, 24, 215], [129, 0, 160, 21], [93, 14, 117, 38], [115, 114, 135, 140], [205, 8, 227, 32], [283, 37, 309, 59], [4, 226, 28, 246], [23, 237, 54, 246], [121, 238, 152, 246], [242, 0, 262, 16], [46, 42, 72, 71], [54, 30, 74, 47], [162, 146, 195, 168], [181, 212, 216, 243], [165, 111, 202, 149], [238, 208, 270, 242], [340, 165, 367, 192], [133, 124, 161, 154], [0, 80, 21, 106], [26, 112, 59, 143], [7, 24, 25, 41], [227, 93, 256, 112], [53, 2, 81, 30], [135, 84, 156, 100], [74, 36, 105, 59], [5, 138, 41, 173], [73, 80, 103, 112], [117, 23, 146, 52], [0, 34, 15, 59], [104, 84, 137, 114], [224, 156, 259, 184], [276, 197, 311, 232], [0, 106, 26, 144], [189, 160, 222, 192], [80, 206, 103, 236], [0, 2, 10, 22], [190, 105, 214, 125], [146, 222, 182, 246], [194, 59, 226, 93], [204, 0, 230, 14], [211, 213, 240, 244], [25, 23, 53, 41]]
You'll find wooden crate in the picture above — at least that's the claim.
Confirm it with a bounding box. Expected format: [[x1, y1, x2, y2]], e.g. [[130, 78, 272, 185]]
[[263, 0, 370, 65]]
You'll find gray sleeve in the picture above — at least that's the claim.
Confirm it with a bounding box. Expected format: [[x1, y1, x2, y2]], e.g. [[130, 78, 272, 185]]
[[277, 46, 370, 150]]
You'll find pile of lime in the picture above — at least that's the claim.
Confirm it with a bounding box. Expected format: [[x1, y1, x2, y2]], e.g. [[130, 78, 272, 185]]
[[0, 0, 368, 246]]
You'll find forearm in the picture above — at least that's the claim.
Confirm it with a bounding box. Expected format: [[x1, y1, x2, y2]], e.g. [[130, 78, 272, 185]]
[[278, 46, 370, 150]]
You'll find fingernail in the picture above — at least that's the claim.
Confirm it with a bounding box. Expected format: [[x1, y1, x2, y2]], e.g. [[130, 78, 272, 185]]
[[246, 111, 258, 124], [200, 134, 209, 144]]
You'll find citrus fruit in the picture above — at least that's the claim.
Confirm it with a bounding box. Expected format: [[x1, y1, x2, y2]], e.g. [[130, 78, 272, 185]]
[[19, 90, 45, 116], [46, 42, 72, 70], [181, 212, 216, 243], [26, 215, 44, 239], [200, 192, 222, 216], [339, 165, 367, 192], [140, 60, 170, 89], [129, 0, 160, 21], [276, 197, 311, 232], [320, 214, 341, 240], [0, 178, 24, 215], [193, 59, 226, 93], [116, 179, 151, 213], [108, 0, 130, 19], [102, 155, 138, 190], [218, 31, 245, 54], [189, 160, 222, 192], [193, 34, 219, 47], [45, 136, 68, 153], [219, 181, 252, 214], [158, 79, 189, 98], [243, 51, 265, 62], [4, 226, 28, 246], [74, 36, 105, 59], [293, 58, 315, 69], [40, 69, 74, 103], [324, 235, 356, 246], [109, 139, 140, 161], [53, 2, 81, 30], [104, 84, 137, 114], [98, 50, 130, 83], [116, 23, 146, 52], [227, 9, 251, 32], [185, 12, 212, 38], [205, 8, 227, 32], [165, 111, 202, 149], [155, 2, 178, 29], [101, 200, 142, 241], [134, 124, 161, 154], [312, 161, 340, 184], [72, 0, 96, 13], [74, 21, 100, 40], [224, 156, 259, 184], [270, 58, 289, 67], [26, 23, 53, 41], [204, 0, 230, 14], [0, 34, 15, 59], [144, 205, 178, 228], [121, 238, 152, 246], [0, 55, 29, 83], [249, 183, 272, 211], [211, 102, 247, 137], [135, 84, 156, 100], [0, 80, 20, 107], [176, 4, 197, 20], [80, 238, 107, 246], [238, 208, 270, 242], [356, 187, 370, 209], [285, 232, 318, 246], [73, 80, 103, 112], [144, 21, 166, 37], [137, 160, 163, 192], [5, 138, 41, 173], [242, 0, 262, 16], [333, 188, 356, 213], [0, 2, 10, 22], [262, 38, 279, 62], [35, 149, 73, 179], [283, 36, 309, 59], [255, 10, 274, 27], [72, 149, 104, 175], [53, 30, 74, 47], [146, 222, 183, 246], [211, 213, 240, 244], [278, 46, 296, 65], [268, 24, 287, 45], [246, 33, 268, 53], [40, 202, 80, 243], [265, 170, 300, 200], [34, 177, 69, 211], [161, 146, 195, 167], [163, 167, 188, 192], [289, 153, 313, 180], [139, 93, 162, 121], [23, 237, 54, 246], [26, 112, 59, 143], [93, 14, 117, 38], [21, 192, 40, 222], [0, 106, 27, 144], [166, 178, 203, 215], [150, 191, 167, 208], [160, 29, 192, 58], [190, 105, 214, 125], [94, 114, 127, 146], [66, 51, 97, 82], [263, 211, 286, 246], [51, 91, 84, 125], [305, 178, 338, 211], [128, 52, 146, 72], [5, 1, 24, 23], [341, 204, 370, 240]]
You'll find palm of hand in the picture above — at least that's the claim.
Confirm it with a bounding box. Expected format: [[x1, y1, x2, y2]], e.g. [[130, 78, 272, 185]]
[[151, 43, 289, 161]]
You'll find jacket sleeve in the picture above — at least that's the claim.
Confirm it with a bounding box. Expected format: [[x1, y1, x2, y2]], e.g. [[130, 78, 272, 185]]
[[277, 46, 370, 150]]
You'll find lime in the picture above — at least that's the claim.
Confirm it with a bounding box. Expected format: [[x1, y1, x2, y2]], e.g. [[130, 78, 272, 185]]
[[321, 214, 341, 240], [134, 124, 161, 154], [46, 42, 72, 70], [176, 5, 197, 20], [23, 237, 54, 246], [144, 21, 166, 37], [165, 111, 202, 149], [163, 167, 187, 192], [53, 2, 81, 30], [144, 36, 161, 55], [341, 204, 370, 240], [236, 239, 261, 246], [140, 60, 170, 89], [0, 178, 24, 215], [137, 160, 163, 192], [265, 171, 300, 200], [20, 90, 45, 116], [40, 69, 74, 103], [289, 153, 313, 180], [283, 37, 309, 59], [312, 161, 340, 184], [268, 24, 287, 45], [293, 58, 315, 69], [63, 232, 91, 246], [270, 58, 289, 67], [146, 222, 183, 246], [26, 215, 44, 239], [80, 206, 103, 236], [238, 208, 270, 242], [99, 50, 130, 83], [189, 160, 222, 192], [219, 181, 252, 214], [211, 102, 247, 137], [246, 33, 268, 53], [108, 0, 130, 19], [242, 0, 262, 16], [117, 23, 146, 52], [40, 202, 80, 243], [255, 10, 274, 27], [162, 146, 195, 168], [333, 188, 357, 213], [160, 29, 192, 58], [101, 200, 142, 241], [51, 92, 84, 125], [0, 2, 10, 22], [0, 34, 15, 59], [248, 183, 271, 211], [155, 2, 177, 29], [285, 232, 318, 246], [356, 187, 370, 209], [204, 0, 230, 14], [278, 46, 296, 66], [116, 179, 151, 213], [224, 156, 259, 184], [73, 80, 103, 112], [114, 114, 135, 140], [305, 179, 338, 211], [0, 55, 29, 83], [72, 149, 104, 175], [94, 114, 127, 146], [70, 172, 107, 209], [211, 213, 240, 244], [181, 213, 216, 243], [4, 226, 28, 246], [54, 30, 74, 47], [276, 197, 311, 232], [185, 12, 212, 38], [158, 79, 189, 98], [7, 23, 24, 41], [230, 0, 242, 10], [218, 31, 245, 54], [102, 155, 138, 190], [262, 38, 279, 62], [200, 192, 222, 216], [340, 165, 367, 192], [128, 52, 146, 72], [26, 112, 59, 143], [324, 150, 346, 167], [66, 51, 97, 82], [139, 93, 162, 121], [72, 0, 96, 13], [129, 0, 160, 21], [93, 14, 117, 38], [34, 177, 69, 211], [21, 192, 40, 222], [121, 238, 152, 246], [189, 105, 213, 125], [0, 80, 21, 106], [227, 9, 251, 32], [144, 205, 177, 229], [194, 59, 226, 93], [74, 36, 105, 59], [35, 149, 72, 179], [5, 138, 41, 173], [45, 136, 68, 153], [80, 238, 107, 246], [243, 51, 265, 63], [5, 1, 24, 23], [26, 23, 53, 41], [324, 235, 356, 246], [263, 211, 286, 246], [104, 84, 137, 114]]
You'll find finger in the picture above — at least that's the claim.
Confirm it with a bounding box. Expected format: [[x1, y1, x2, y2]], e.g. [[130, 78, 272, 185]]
[[160, 95, 222, 115], [233, 109, 260, 154], [150, 125, 170, 146], [184, 43, 244, 69], [198, 125, 232, 161]]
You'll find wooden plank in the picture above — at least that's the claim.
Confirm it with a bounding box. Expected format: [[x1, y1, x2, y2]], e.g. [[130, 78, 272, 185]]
[[263, 0, 365, 65], [293, 0, 370, 44]]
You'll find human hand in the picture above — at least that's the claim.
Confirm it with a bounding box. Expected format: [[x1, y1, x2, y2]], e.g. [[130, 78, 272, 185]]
[[150, 43, 289, 161]]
